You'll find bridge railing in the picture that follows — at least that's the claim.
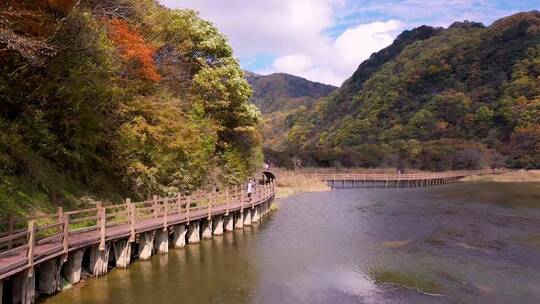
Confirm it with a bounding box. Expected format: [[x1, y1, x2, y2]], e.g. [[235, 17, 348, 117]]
[[305, 170, 493, 180], [0, 180, 276, 278]]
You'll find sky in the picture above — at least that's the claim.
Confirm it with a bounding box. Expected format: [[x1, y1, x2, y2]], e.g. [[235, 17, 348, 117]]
[[159, 0, 539, 86]]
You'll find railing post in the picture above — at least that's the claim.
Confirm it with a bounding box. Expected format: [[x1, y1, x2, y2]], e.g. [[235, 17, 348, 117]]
[[176, 193, 182, 217], [225, 188, 229, 215], [27, 220, 35, 267], [207, 193, 212, 220], [186, 195, 191, 224], [251, 186, 255, 209], [97, 202, 106, 251], [240, 189, 245, 212], [56, 207, 63, 224], [152, 195, 158, 218], [163, 198, 169, 229], [7, 215, 14, 250], [127, 198, 135, 242], [63, 214, 69, 253]]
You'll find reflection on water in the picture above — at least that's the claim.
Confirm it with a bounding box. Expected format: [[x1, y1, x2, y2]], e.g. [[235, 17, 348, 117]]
[[44, 182, 540, 304]]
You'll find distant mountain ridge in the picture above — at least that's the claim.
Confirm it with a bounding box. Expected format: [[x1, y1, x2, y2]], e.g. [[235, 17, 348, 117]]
[[245, 72, 336, 114], [245, 72, 336, 150], [262, 11, 540, 170]]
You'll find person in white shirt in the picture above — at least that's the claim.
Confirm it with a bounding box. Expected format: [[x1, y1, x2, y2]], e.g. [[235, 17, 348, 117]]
[[246, 178, 254, 201]]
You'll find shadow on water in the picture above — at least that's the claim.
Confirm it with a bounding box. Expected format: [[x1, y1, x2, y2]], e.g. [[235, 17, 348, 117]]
[[44, 182, 540, 304]]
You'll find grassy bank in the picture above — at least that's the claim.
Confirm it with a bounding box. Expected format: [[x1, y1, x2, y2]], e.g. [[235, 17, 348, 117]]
[[462, 170, 540, 182], [274, 170, 331, 198]]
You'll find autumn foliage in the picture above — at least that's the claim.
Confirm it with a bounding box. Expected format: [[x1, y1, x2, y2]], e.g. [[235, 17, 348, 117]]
[[108, 18, 160, 81]]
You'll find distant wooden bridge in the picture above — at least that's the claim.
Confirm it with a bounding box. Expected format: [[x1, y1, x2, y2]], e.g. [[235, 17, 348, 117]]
[[307, 170, 491, 189], [0, 182, 275, 303]]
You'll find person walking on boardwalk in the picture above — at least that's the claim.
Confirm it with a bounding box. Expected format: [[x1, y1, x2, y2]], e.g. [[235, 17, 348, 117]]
[[246, 178, 254, 201]]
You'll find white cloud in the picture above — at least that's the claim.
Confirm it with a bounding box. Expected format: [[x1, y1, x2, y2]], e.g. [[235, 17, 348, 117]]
[[158, 0, 519, 85], [273, 54, 314, 73], [334, 20, 404, 68], [261, 20, 405, 85], [160, 0, 376, 85], [160, 0, 341, 57]]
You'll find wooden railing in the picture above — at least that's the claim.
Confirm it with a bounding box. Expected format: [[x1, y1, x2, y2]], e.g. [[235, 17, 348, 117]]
[[305, 170, 493, 181], [0, 181, 275, 279]]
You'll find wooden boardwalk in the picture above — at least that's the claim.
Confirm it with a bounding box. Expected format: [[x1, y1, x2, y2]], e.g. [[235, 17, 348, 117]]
[[307, 170, 491, 188], [0, 182, 275, 285]]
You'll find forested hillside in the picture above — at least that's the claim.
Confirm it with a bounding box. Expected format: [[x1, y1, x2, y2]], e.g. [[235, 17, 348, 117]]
[[274, 12, 540, 170], [246, 72, 336, 150], [0, 0, 262, 216]]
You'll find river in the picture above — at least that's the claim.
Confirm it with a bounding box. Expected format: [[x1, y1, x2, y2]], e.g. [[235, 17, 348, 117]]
[[43, 182, 540, 304]]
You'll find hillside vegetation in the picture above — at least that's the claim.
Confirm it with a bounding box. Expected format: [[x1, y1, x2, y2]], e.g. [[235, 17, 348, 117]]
[[0, 0, 262, 216], [273, 12, 540, 170], [246, 72, 336, 150]]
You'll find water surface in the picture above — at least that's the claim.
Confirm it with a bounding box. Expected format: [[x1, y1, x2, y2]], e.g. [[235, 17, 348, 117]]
[[44, 182, 540, 304]]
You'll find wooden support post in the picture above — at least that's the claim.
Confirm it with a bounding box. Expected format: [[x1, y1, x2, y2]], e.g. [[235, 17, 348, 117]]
[[63, 249, 83, 284], [212, 215, 224, 235], [154, 229, 169, 254], [13, 268, 34, 304], [37, 258, 62, 295], [243, 208, 252, 226], [224, 214, 234, 232], [89, 243, 110, 275], [172, 225, 186, 248], [138, 232, 154, 260], [235, 211, 244, 229], [114, 239, 132, 267], [187, 221, 200, 244]]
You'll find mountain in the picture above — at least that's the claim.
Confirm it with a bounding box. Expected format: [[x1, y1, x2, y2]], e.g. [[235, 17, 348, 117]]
[[246, 72, 336, 150], [271, 11, 540, 170], [246, 72, 336, 114], [324, 25, 443, 123]]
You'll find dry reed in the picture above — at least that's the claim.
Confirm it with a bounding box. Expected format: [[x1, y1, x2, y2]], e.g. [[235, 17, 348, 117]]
[[462, 170, 540, 182], [274, 170, 331, 198]]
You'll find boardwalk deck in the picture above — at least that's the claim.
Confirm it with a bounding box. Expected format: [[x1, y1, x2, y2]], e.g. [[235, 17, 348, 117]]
[[0, 182, 275, 282]]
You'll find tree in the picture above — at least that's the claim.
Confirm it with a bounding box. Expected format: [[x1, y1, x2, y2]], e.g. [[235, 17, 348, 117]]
[[108, 18, 160, 81]]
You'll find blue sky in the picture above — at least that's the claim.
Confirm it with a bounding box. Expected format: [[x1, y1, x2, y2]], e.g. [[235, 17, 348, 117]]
[[159, 0, 539, 85]]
